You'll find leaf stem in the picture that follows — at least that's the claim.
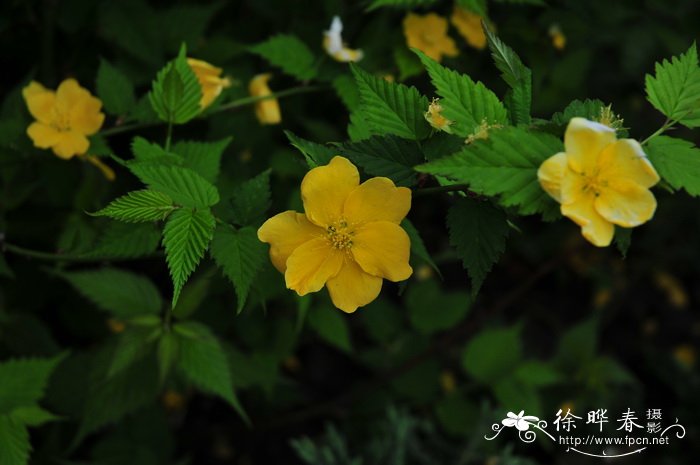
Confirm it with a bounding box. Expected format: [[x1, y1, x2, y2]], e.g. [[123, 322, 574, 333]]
[[2, 240, 162, 262], [413, 183, 471, 196], [641, 118, 674, 145], [164, 120, 173, 151]]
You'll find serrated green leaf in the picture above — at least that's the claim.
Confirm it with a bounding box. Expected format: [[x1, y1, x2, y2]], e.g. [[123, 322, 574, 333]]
[[108, 327, 159, 378], [646, 135, 700, 196], [172, 137, 231, 183], [86, 222, 161, 260], [447, 199, 509, 294], [0, 355, 63, 414], [175, 322, 248, 422], [131, 137, 181, 163], [228, 170, 271, 226], [9, 406, 58, 427], [347, 111, 372, 141], [484, 25, 531, 125], [307, 305, 352, 353], [645, 43, 700, 128], [210, 226, 267, 312], [551, 99, 605, 125], [96, 58, 136, 116], [285, 130, 336, 168], [162, 208, 216, 308], [250, 34, 317, 81], [332, 74, 360, 112], [92, 190, 176, 223], [415, 49, 508, 137], [351, 64, 431, 140], [462, 326, 521, 383], [401, 219, 440, 276], [417, 127, 562, 217], [149, 44, 202, 124], [0, 416, 29, 465], [59, 268, 162, 317], [338, 135, 424, 186], [129, 163, 219, 208]]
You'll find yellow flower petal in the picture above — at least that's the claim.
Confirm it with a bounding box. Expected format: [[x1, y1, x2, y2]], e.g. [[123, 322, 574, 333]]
[[343, 177, 411, 225], [55, 78, 91, 114], [249, 73, 281, 125], [537, 152, 568, 202], [258, 211, 324, 272], [188, 58, 231, 108], [284, 238, 343, 295], [351, 221, 412, 282], [27, 122, 61, 149], [564, 117, 616, 174], [403, 12, 458, 63], [70, 95, 105, 135], [598, 139, 660, 189], [450, 7, 487, 50], [561, 191, 614, 247], [301, 156, 359, 227], [595, 180, 657, 228], [23, 82, 55, 125], [52, 131, 89, 159], [326, 257, 383, 313]]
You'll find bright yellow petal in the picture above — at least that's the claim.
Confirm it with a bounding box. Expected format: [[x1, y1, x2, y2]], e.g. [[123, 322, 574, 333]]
[[537, 152, 568, 202], [559, 168, 587, 205], [564, 117, 616, 174], [23, 82, 55, 125], [284, 238, 343, 295], [51, 131, 89, 159], [27, 122, 61, 149], [451, 8, 487, 50], [598, 139, 660, 189], [595, 181, 657, 228], [343, 177, 411, 224], [351, 221, 412, 281], [258, 211, 324, 272], [326, 257, 383, 313], [301, 156, 359, 227], [561, 191, 615, 247], [70, 95, 105, 135], [55, 78, 91, 114], [254, 99, 281, 125]]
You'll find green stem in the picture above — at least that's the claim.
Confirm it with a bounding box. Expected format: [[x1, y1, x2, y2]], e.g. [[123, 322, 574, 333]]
[[164, 121, 173, 151], [98, 85, 324, 138], [641, 118, 674, 145], [2, 241, 162, 262], [413, 183, 471, 196]]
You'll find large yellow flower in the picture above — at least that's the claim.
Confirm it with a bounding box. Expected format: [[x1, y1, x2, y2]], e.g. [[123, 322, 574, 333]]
[[23, 79, 104, 159], [403, 12, 458, 63], [538, 118, 660, 247], [258, 156, 413, 313], [187, 58, 232, 109], [450, 7, 487, 50], [248, 73, 281, 125]]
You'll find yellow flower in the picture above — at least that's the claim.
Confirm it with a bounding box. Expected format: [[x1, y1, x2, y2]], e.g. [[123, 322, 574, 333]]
[[323, 16, 364, 63], [403, 12, 458, 63], [424, 98, 453, 133], [258, 156, 413, 313], [23, 79, 104, 159], [248, 73, 281, 125], [538, 118, 660, 247], [187, 58, 232, 109], [450, 7, 487, 50], [549, 25, 566, 51]]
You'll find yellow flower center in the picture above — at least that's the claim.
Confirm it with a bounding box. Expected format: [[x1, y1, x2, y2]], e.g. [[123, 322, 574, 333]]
[[51, 108, 71, 131], [580, 170, 609, 197], [326, 219, 354, 250]]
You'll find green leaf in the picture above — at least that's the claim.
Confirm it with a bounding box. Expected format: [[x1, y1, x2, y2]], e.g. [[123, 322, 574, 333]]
[[484, 25, 531, 125], [59, 268, 162, 317], [555, 318, 598, 368], [351, 64, 431, 140], [417, 127, 562, 217], [415, 49, 508, 137], [332, 74, 360, 112], [366, 0, 437, 11], [457, 0, 488, 16], [149, 44, 202, 124], [645, 43, 700, 128], [250, 34, 317, 81], [0, 355, 63, 413], [163, 208, 216, 308], [0, 416, 29, 465], [646, 135, 700, 196], [86, 222, 161, 259], [210, 226, 267, 313], [513, 361, 563, 387], [172, 137, 232, 183], [462, 326, 521, 383], [406, 281, 470, 334], [96, 58, 136, 116], [394, 45, 425, 81], [9, 406, 58, 427], [347, 111, 372, 142], [108, 327, 159, 378], [401, 219, 440, 276], [128, 163, 219, 208], [551, 99, 605, 126], [175, 322, 248, 421], [285, 131, 336, 168], [307, 306, 352, 352], [131, 137, 180, 163], [228, 170, 271, 226], [92, 190, 176, 223], [157, 332, 179, 383], [338, 135, 424, 186], [447, 199, 509, 294]]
